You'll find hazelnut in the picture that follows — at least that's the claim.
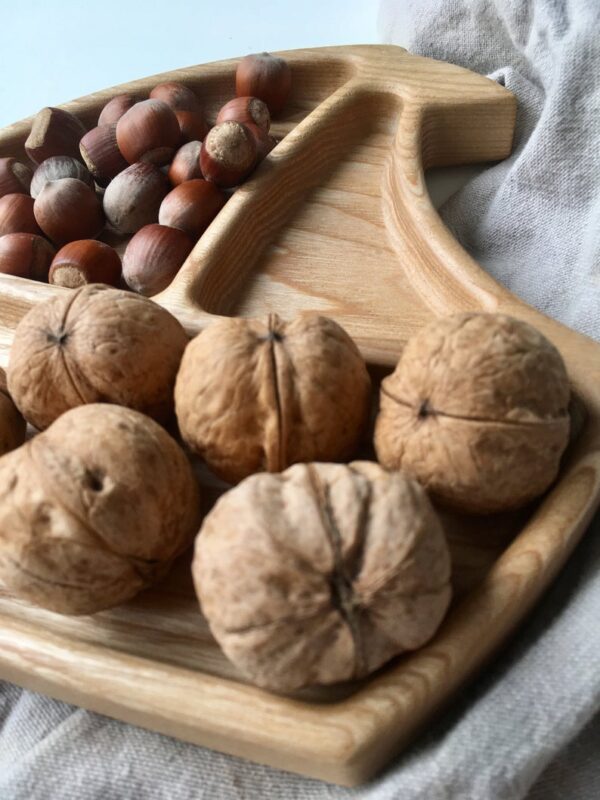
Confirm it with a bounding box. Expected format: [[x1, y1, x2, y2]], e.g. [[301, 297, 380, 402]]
[[174, 110, 209, 143], [168, 141, 203, 186], [30, 156, 95, 199], [97, 94, 138, 126], [0, 194, 42, 236], [49, 240, 121, 288], [149, 82, 201, 112], [116, 99, 181, 165], [122, 223, 193, 296], [0, 233, 56, 281], [245, 123, 277, 162], [200, 121, 257, 187], [102, 162, 169, 234], [374, 313, 571, 514], [0, 404, 200, 615], [79, 124, 129, 187], [158, 179, 226, 239], [0, 367, 26, 457], [175, 313, 372, 484], [216, 97, 270, 132], [193, 461, 452, 692], [235, 53, 292, 116], [24, 107, 87, 165], [0, 158, 33, 198], [34, 178, 104, 246], [7, 284, 189, 430]]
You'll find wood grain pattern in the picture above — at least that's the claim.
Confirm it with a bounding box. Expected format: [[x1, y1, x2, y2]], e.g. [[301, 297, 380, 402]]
[[0, 45, 599, 786]]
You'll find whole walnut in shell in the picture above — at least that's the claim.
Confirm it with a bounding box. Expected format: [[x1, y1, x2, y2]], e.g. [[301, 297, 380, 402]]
[[175, 313, 371, 484], [0, 367, 26, 456], [193, 461, 451, 692], [375, 313, 570, 514], [7, 284, 188, 430], [0, 404, 200, 614]]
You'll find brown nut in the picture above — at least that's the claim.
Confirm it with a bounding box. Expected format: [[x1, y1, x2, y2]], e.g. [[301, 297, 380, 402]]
[[24, 107, 87, 165], [149, 82, 201, 112], [34, 178, 104, 246], [158, 179, 226, 239], [0, 403, 200, 615], [0, 233, 56, 280], [116, 99, 181, 165], [175, 313, 372, 484], [0, 158, 33, 198], [102, 162, 169, 234], [200, 121, 257, 187], [235, 53, 292, 116], [216, 97, 270, 132], [79, 124, 129, 186], [122, 223, 193, 296], [97, 94, 138, 126], [49, 240, 121, 288], [374, 313, 571, 514], [0, 194, 42, 236], [174, 109, 209, 143], [245, 122, 277, 162], [0, 367, 26, 457], [193, 461, 452, 692], [30, 156, 95, 199], [168, 141, 203, 186], [7, 284, 189, 430]]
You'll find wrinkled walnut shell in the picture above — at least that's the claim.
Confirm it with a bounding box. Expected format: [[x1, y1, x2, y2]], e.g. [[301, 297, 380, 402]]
[[375, 313, 571, 514], [0, 367, 26, 457], [8, 284, 188, 430], [193, 461, 452, 692], [175, 313, 372, 483], [0, 404, 200, 614]]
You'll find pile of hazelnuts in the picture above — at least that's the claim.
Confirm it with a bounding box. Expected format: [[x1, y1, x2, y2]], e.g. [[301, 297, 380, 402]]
[[0, 52, 291, 296]]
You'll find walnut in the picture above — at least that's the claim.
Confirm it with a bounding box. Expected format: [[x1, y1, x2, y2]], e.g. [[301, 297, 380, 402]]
[[0, 403, 200, 614], [193, 461, 451, 692], [175, 313, 372, 484], [0, 367, 26, 457], [7, 284, 188, 430], [375, 313, 570, 514]]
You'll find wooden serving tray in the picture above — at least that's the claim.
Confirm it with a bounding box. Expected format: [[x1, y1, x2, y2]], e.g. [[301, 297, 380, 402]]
[[1, 45, 599, 787]]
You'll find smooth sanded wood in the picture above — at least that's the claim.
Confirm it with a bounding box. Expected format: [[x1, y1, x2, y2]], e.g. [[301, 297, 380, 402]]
[[0, 45, 599, 786]]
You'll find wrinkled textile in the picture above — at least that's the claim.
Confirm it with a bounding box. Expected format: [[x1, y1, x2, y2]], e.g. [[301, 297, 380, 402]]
[[1, 1, 600, 798]]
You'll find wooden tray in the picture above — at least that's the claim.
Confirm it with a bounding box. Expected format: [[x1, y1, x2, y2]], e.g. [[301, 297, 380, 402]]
[[1, 44, 599, 787]]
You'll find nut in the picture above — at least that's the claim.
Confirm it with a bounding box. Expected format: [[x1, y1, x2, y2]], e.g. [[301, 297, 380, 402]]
[[158, 179, 226, 239], [24, 107, 87, 165], [102, 162, 169, 234], [97, 94, 138, 126], [245, 122, 277, 162], [175, 313, 372, 483], [79, 124, 129, 187], [7, 283, 189, 430], [174, 110, 209, 143], [0, 367, 26, 457], [235, 53, 292, 115], [200, 121, 257, 187], [216, 96, 270, 132], [168, 141, 203, 186], [0, 158, 33, 198], [33, 178, 104, 246], [49, 240, 121, 288], [374, 313, 571, 514], [0, 403, 200, 615], [0, 233, 56, 280], [193, 461, 451, 691], [116, 99, 181, 165], [149, 82, 201, 112], [122, 223, 193, 296], [0, 194, 42, 236], [30, 156, 95, 199]]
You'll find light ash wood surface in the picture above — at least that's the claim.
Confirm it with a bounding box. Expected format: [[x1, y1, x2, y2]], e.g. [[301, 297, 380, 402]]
[[0, 45, 599, 786]]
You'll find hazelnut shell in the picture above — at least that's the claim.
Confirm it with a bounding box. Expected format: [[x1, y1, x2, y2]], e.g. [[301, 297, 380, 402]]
[[0, 232, 56, 281], [33, 178, 104, 246], [122, 223, 193, 296]]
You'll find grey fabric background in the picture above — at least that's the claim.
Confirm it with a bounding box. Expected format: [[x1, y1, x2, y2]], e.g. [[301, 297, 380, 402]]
[[1, 0, 599, 797]]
